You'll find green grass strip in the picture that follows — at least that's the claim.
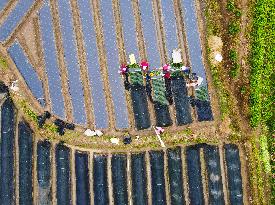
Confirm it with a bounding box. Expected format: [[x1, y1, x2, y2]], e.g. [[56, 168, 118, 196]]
[[249, 0, 274, 130]]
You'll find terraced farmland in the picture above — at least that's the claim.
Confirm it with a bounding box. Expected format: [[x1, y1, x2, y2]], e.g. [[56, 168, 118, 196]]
[[0, 0, 214, 134]]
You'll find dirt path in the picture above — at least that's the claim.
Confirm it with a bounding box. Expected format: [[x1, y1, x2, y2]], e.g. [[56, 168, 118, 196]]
[[51, 143, 57, 205], [107, 153, 115, 205], [200, 149, 209, 204], [163, 148, 172, 205], [89, 151, 95, 205], [70, 148, 76, 205], [219, 144, 229, 205], [145, 151, 153, 205]]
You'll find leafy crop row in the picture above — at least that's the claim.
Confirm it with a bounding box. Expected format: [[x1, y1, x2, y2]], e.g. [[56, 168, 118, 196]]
[[151, 78, 168, 105], [0, 56, 8, 70], [249, 0, 274, 130], [250, 0, 275, 202]]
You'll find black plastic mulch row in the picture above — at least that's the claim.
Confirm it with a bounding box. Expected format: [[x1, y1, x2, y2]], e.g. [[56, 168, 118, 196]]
[[93, 154, 109, 205], [111, 154, 128, 205], [149, 151, 166, 205], [56, 144, 71, 205], [195, 99, 213, 122], [154, 101, 172, 127], [0, 98, 15, 205], [171, 77, 192, 125], [224, 144, 243, 205], [167, 147, 185, 205], [186, 145, 204, 205], [75, 152, 90, 205], [203, 145, 225, 205], [131, 153, 148, 205], [37, 140, 52, 205], [18, 121, 33, 205], [130, 84, 151, 130]]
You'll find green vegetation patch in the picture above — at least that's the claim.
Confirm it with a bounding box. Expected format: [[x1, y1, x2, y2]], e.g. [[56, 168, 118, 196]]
[[248, 135, 273, 204], [249, 0, 274, 130], [0, 56, 8, 70], [151, 78, 169, 105]]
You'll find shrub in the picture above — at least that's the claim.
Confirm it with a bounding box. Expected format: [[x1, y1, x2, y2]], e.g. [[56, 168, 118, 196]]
[[226, 0, 235, 12], [229, 63, 240, 78], [0, 57, 8, 70], [228, 21, 240, 35], [229, 49, 238, 62], [240, 86, 247, 95], [226, 0, 242, 18], [234, 9, 242, 18]]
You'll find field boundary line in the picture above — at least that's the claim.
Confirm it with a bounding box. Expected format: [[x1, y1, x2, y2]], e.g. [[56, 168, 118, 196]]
[[219, 144, 229, 205]]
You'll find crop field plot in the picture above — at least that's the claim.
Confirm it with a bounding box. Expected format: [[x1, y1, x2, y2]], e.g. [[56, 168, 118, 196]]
[[0, 0, 265, 204], [0, 0, 215, 133], [0, 95, 248, 204], [0, 100, 248, 204]]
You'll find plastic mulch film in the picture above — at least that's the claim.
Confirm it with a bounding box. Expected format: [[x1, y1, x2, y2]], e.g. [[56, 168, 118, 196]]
[[18, 121, 33, 204], [55, 144, 71, 205], [37, 140, 52, 205], [171, 77, 192, 125], [130, 83, 151, 130], [0, 98, 15, 204], [195, 86, 214, 121]]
